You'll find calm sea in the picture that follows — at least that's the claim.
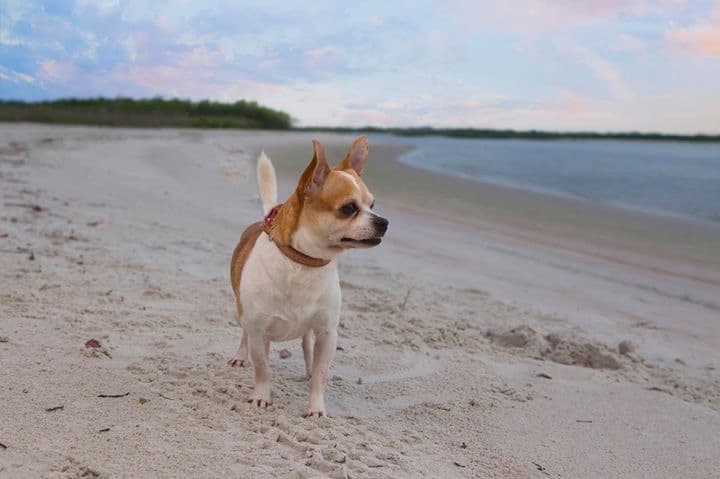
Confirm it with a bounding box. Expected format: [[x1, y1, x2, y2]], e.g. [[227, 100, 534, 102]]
[[382, 136, 720, 224]]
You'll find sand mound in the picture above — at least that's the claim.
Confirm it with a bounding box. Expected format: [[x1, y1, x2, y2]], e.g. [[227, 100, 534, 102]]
[[544, 333, 622, 370], [486, 325, 720, 410], [487, 326, 622, 370]]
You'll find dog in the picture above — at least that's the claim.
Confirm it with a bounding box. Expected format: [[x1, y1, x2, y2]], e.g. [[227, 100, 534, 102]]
[[228, 136, 388, 417]]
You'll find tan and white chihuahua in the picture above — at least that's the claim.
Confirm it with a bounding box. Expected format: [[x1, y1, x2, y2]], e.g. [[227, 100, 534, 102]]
[[229, 136, 388, 417]]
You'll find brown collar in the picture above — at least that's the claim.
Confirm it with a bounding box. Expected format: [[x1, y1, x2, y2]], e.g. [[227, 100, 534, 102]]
[[263, 204, 331, 268]]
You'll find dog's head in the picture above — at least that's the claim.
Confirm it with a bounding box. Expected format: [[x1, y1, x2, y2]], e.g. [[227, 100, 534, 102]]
[[284, 136, 388, 259]]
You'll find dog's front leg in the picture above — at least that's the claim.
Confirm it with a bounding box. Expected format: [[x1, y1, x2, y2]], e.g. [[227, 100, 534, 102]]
[[305, 329, 337, 417], [301, 331, 314, 379], [248, 334, 272, 408]]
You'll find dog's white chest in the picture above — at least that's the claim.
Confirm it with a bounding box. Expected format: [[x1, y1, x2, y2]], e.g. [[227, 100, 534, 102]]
[[239, 235, 341, 341]]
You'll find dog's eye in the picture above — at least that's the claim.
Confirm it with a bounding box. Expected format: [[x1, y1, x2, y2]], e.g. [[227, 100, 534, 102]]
[[370, 200, 375, 209], [339, 202, 358, 217]]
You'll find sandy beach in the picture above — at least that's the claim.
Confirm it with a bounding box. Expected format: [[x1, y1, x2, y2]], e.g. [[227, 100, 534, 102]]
[[1, 123, 719, 478]]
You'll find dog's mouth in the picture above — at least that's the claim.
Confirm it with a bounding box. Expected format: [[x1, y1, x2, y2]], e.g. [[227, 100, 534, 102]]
[[341, 237, 382, 247]]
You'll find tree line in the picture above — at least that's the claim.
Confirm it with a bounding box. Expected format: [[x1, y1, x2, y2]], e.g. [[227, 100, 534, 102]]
[[0, 97, 292, 129], [1, 98, 718, 142]]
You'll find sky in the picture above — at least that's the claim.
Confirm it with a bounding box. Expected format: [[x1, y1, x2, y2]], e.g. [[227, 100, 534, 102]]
[[1, 0, 720, 133]]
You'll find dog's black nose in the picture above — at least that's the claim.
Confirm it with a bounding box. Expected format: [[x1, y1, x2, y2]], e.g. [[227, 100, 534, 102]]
[[373, 215, 389, 236]]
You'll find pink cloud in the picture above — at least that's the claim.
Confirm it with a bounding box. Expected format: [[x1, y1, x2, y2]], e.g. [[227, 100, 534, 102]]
[[556, 89, 592, 115], [611, 34, 648, 54], [556, 42, 634, 100], [106, 52, 282, 101], [666, 1, 720, 56], [38, 60, 80, 83], [34, 45, 280, 102], [331, 89, 604, 129], [303, 46, 338, 69], [339, 108, 392, 125], [450, 0, 686, 33]]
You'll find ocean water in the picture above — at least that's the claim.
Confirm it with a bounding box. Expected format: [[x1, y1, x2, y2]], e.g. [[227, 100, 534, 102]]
[[385, 136, 720, 224]]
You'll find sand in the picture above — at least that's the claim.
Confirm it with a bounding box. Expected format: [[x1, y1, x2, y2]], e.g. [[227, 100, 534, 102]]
[[1, 124, 719, 478]]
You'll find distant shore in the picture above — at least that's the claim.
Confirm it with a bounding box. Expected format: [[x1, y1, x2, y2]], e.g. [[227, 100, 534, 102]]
[[2, 97, 719, 142], [0, 98, 292, 130], [298, 126, 720, 143]]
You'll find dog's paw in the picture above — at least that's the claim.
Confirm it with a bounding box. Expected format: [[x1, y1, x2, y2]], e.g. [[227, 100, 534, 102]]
[[304, 407, 328, 418], [304, 397, 327, 417], [248, 389, 272, 408], [228, 349, 248, 367], [249, 397, 272, 408], [227, 357, 246, 367]]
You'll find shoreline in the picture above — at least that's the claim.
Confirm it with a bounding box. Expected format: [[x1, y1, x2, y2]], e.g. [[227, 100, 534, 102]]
[[379, 141, 720, 270], [394, 144, 720, 229], [353, 139, 720, 271]]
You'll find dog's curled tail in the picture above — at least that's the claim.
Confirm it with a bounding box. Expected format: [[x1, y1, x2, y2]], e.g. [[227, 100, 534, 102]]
[[256, 150, 278, 216]]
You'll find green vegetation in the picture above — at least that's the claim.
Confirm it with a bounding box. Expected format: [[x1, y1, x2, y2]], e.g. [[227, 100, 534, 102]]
[[0, 97, 292, 129], [296, 126, 720, 143], [1, 98, 718, 141]]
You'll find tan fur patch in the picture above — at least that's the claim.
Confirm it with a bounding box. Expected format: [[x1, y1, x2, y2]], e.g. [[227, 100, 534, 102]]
[[230, 221, 265, 316], [319, 170, 371, 209]]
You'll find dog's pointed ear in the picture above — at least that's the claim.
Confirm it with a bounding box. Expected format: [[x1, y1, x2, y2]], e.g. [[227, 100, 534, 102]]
[[337, 135, 368, 175], [298, 140, 331, 196]]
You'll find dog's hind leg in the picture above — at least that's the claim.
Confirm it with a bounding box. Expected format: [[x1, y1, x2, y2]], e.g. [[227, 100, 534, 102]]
[[301, 331, 314, 379], [228, 329, 249, 367]]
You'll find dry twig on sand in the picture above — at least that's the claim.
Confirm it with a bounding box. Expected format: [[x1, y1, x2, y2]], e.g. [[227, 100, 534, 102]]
[[97, 392, 129, 398], [3, 203, 43, 212], [400, 287, 413, 311]]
